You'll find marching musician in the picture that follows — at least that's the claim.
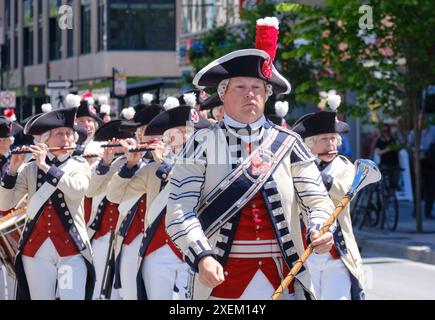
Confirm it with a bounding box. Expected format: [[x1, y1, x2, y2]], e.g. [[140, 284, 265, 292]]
[[135, 104, 211, 300], [84, 120, 134, 299], [0, 108, 95, 300], [105, 103, 163, 299], [165, 17, 336, 300], [0, 116, 17, 300], [292, 95, 365, 300], [70, 94, 104, 225]]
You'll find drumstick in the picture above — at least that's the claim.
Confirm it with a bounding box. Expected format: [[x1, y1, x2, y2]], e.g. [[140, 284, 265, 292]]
[[11, 146, 76, 154]]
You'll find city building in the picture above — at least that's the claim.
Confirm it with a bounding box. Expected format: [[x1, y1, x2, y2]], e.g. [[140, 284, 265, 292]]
[[0, 0, 181, 120]]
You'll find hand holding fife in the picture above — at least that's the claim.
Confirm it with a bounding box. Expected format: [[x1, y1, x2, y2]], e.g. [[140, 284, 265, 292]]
[[8, 146, 28, 174], [149, 139, 165, 165], [102, 138, 119, 166], [29, 143, 50, 173], [120, 139, 142, 169], [198, 256, 225, 289], [310, 230, 334, 254]]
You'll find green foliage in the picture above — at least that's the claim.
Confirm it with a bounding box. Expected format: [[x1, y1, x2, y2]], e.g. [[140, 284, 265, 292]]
[[279, 0, 435, 123]]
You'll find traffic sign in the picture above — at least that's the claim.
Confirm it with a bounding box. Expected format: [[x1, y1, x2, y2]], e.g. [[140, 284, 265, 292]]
[[47, 80, 74, 90], [0, 91, 16, 108]]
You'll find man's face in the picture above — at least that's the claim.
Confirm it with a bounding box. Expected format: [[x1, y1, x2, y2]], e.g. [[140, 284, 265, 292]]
[[46, 127, 75, 156], [0, 137, 12, 155], [164, 126, 193, 150], [75, 116, 97, 140], [311, 133, 338, 162], [221, 77, 267, 124]]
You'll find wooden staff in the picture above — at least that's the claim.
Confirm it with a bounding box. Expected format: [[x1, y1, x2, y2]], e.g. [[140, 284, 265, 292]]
[[272, 159, 381, 300]]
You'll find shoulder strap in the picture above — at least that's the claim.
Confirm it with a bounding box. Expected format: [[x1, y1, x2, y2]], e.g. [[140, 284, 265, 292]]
[[199, 127, 296, 237]]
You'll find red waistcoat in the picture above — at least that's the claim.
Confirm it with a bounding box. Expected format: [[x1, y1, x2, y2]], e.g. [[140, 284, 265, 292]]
[[123, 195, 146, 245], [145, 216, 183, 260], [22, 200, 79, 257], [211, 193, 294, 299], [93, 200, 119, 240]]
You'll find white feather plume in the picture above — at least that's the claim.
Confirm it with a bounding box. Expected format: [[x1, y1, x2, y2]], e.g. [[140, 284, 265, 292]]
[[100, 104, 111, 115], [142, 93, 154, 106], [163, 96, 180, 110], [121, 107, 136, 120], [66, 94, 81, 108], [275, 101, 289, 118], [327, 94, 341, 111], [183, 92, 197, 108], [256, 17, 279, 29], [41, 103, 52, 113], [319, 91, 328, 99], [97, 95, 109, 105]]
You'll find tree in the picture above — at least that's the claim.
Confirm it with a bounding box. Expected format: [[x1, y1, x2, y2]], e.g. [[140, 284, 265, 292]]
[[278, 0, 435, 232]]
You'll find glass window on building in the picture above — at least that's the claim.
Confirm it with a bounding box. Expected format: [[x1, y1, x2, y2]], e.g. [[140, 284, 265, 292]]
[[38, 0, 43, 16], [1, 37, 11, 70], [107, 0, 175, 51], [23, 28, 34, 66], [13, 34, 18, 69], [81, 2, 92, 54], [23, 0, 34, 66], [182, 0, 217, 34], [66, 0, 74, 57], [5, 0, 11, 29], [38, 24, 43, 63], [49, 0, 62, 60], [14, 0, 19, 26], [98, 0, 107, 51]]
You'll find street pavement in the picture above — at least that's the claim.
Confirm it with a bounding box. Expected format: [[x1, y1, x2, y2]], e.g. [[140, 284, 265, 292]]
[[354, 201, 435, 265], [362, 251, 435, 300]]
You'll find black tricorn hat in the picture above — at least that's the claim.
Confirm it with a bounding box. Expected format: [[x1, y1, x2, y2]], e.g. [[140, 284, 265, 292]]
[[145, 106, 211, 136], [199, 93, 223, 110], [292, 111, 350, 139], [94, 120, 134, 141], [120, 104, 163, 132], [0, 117, 13, 138], [77, 100, 103, 125], [26, 108, 77, 136], [193, 49, 291, 94]]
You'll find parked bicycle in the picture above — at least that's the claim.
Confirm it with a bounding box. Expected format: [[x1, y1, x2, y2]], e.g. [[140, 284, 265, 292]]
[[351, 166, 401, 231]]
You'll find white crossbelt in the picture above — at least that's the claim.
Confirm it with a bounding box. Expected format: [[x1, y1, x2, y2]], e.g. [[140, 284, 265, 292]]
[[229, 239, 282, 258]]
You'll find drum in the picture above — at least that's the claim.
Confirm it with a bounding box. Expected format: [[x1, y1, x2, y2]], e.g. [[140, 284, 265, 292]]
[[0, 210, 26, 279]]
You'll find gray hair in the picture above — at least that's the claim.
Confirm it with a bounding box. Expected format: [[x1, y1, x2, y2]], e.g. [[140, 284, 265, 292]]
[[39, 129, 79, 144], [304, 133, 342, 150]]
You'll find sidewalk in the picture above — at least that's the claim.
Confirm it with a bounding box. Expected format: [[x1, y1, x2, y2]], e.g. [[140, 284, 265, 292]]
[[354, 201, 435, 265]]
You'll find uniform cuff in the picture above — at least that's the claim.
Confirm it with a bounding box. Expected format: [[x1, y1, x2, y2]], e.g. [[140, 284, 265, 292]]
[[183, 238, 215, 273], [119, 163, 139, 179], [96, 161, 110, 175], [155, 161, 172, 181], [46, 166, 65, 187], [1, 173, 18, 189]]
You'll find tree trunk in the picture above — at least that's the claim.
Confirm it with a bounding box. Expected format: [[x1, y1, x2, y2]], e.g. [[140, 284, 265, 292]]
[[412, 97, 423, 232]]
